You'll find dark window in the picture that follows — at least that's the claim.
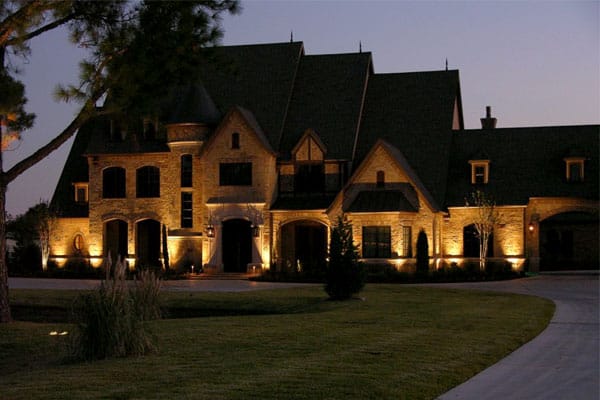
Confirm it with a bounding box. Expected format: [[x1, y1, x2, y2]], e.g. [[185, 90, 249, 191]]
[[232, 132, 240, 149], [402, 226, 412, 257], [474, 165, 486, 184], [295, 163, 324, 193], [136, 166, 160, 198], [568, 162, 583, 182], [376, 170, 385, 188], [219, 162, 252, 186], [362, 226, 391, 258], [181, 192, 193, 228], [102, 167, 126, 198], [181, 154, 192, 187]]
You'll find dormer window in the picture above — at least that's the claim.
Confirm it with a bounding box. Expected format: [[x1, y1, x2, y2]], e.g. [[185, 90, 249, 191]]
[[469, 160, 489, 184], [564, 157, 585, 182], [73, 182, 89, 203]]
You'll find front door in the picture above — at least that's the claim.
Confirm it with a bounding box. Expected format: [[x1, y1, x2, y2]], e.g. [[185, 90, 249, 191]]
[[222, 219, 252, 272]]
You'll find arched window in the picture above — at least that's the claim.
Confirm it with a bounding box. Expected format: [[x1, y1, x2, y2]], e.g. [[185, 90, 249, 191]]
[[73, 234, 85, 253], [136, 166, 160, 198], [102, 167, 126, 198], [181, 154, 192, 187]]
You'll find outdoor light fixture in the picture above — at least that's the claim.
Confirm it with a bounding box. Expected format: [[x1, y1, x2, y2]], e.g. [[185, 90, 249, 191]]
[[206, 224, 215, 238], [252, 225, 260, 237], [528, 222, 535, 232]]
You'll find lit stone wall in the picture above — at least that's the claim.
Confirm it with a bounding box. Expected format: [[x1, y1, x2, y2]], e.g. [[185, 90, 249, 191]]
[[49, 218, 95, 266]]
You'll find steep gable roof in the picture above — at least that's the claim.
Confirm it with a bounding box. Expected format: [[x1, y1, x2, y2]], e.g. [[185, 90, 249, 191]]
[[199, 42, 304, 149], [356, 70, 461, 207], [445, 125, 600, 206], [279, 52, 372, 160]]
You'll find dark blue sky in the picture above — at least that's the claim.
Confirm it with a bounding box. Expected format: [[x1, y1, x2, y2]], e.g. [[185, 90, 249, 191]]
[[4, 0, 599, 216]]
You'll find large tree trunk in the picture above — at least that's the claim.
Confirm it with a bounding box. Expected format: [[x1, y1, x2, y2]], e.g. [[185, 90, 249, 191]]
[[0, 149, 12, 322]]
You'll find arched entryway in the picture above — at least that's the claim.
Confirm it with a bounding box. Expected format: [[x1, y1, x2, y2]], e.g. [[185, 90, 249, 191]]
[[222, 219, 252, 272], [540, 212, 599, 270], [280, 220, 327, 273], [104, 219, 128, 264], [136, 219, 161, 268]]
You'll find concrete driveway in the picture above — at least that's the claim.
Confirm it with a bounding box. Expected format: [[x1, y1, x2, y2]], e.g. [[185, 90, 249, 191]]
[[9, 274, 598, 399], [435, 275, 599, 400]]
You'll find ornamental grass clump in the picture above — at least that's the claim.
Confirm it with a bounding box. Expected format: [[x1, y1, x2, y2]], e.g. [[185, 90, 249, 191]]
[[69, 257, 161, 361]]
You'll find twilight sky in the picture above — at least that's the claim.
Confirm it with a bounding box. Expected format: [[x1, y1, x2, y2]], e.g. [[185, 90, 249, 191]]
[[3, 0, 599, 216]]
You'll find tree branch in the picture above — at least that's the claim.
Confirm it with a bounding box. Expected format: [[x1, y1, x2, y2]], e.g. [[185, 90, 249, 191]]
[[5, 13, 75, 46]]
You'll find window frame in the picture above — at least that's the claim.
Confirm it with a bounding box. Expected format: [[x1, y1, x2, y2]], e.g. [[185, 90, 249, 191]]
[[73, 182, 89, 203], [362, 226, 392, 259], [564, 157, 585, 183], [181, 154, 193, 187], [469, 160, 490, 184], [102, 167, 126, 199], [136, 166, 160, 198], [181, 192, 193, 228], [219, 162, 252, 186]]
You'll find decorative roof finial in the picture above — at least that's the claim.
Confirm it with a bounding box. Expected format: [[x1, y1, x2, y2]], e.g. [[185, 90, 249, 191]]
[[359, 41, 362, 53], [290, 31, 293, 43], [445, 58, 448, 71]]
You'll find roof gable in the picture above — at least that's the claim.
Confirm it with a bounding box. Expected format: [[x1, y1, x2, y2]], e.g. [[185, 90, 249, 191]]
[[291, 128, 327, 161]]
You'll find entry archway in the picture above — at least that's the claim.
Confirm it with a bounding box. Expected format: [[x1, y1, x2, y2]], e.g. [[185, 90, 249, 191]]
[[540, 212, 599, 270], [104, 219, 128, 264], [136, 219, 161, 268], [222, 219, 252, 272], [280, 220, 327, 273]]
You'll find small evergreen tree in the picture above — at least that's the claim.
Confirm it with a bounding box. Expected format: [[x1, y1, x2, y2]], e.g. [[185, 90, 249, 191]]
[[416, 229, 429, 279], [325, 215, 365, 300]]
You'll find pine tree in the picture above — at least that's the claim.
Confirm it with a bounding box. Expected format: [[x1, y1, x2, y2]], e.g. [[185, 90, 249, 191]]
[[325, 215, 365, 300]]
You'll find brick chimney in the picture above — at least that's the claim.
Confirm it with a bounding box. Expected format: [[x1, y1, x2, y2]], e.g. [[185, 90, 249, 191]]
[[480, 106, 497, 129]]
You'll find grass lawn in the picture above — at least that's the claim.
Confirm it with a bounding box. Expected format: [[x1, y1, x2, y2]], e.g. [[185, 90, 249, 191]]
[[1, 284, 554, 399]]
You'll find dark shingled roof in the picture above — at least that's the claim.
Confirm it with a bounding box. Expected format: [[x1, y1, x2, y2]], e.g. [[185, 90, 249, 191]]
[[199, 42, 304, 148], [346, 188, 419, 213], [356, 70, 462, 207], [50, 120, 93, 217], [270, 195, 336, 210], [445, 125, 600, 206], [279, 52, 372, 160], [166, 83, 221, 125]]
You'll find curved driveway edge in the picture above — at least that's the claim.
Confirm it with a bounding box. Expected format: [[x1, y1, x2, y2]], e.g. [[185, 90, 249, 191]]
[[434, 275, 599, 400]]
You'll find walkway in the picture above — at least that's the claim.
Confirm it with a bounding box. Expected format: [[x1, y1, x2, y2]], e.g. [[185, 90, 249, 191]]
[[435, 275, 599, 400]]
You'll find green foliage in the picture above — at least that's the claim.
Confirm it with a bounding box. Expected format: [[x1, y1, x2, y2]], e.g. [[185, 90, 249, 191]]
[[325, 215, 365, 300], [416, 229, 429, 278], [69, 258, 161, 361]]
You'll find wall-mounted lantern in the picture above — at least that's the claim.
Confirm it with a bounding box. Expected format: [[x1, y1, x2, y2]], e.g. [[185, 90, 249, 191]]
[[252, 225, 260, 237], [206, 224, 215, 238], [528, 222, 535, 233]]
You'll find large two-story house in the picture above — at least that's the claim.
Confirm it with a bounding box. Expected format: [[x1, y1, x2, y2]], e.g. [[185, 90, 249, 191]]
[[49, 41, 599, 273]]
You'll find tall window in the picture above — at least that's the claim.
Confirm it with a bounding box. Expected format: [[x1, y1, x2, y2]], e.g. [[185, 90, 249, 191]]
[[362, 226, 391, 258], [219, 162, 252, 186], [102, 167, 126, 198], [181, 192, 193, 228], [181, 154, 192, 187], [565, 158, 584, 182], [402, 226, 412, 257], [136, 166, 160, 198], [74, 182, 89, 203], [231, 132, 240, 149], [295, 163, 324, 193], [469, 161, 489, 184], [376, 170, 385, 188]]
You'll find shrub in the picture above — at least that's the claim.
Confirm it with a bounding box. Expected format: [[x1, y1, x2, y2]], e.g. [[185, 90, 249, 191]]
[[325, 215, 365, 300], [69, 258, 161, 361], [416, 229, 429, 279]]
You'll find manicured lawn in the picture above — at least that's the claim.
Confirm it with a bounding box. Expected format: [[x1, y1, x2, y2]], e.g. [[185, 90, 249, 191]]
[[1, 285, 554, 399]]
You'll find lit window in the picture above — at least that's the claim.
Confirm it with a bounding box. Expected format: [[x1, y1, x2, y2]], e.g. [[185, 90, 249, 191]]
[[136, 166, 160, 198], [181, 192, 193, 228], [73, 182, 89, 203], [362, 226, 391, 258], [564, 158, 585, 183], [402, 226, 412, 257], [469, 160, 489, 184]]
